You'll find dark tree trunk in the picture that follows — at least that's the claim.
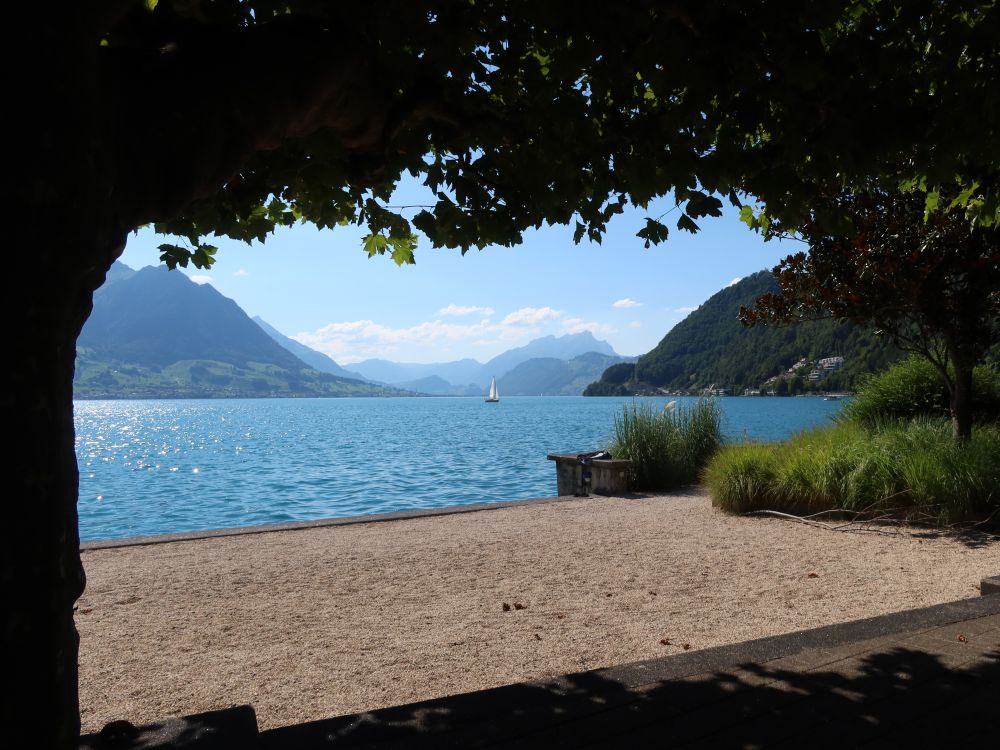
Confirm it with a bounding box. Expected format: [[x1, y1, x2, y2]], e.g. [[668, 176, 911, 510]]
[[948, 344, 975, 444], [2, 8, 398, 746], [3, 242, 122, 748], [3, 13, 126, 745]]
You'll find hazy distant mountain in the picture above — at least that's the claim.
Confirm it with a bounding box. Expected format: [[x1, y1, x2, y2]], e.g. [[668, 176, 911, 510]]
[[343, 358, 482, 387], [75, 263, 410, 398], [396, 375, 482, 397], [499, 352, 634, 396], [346, 332, 620, 390], [102, 261, 135, 287], [253, 316, 365, 380], [477, 332, 617, 386]]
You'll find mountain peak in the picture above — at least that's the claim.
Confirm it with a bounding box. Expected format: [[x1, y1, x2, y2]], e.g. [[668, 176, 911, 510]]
[[76, 268, 407, 398]]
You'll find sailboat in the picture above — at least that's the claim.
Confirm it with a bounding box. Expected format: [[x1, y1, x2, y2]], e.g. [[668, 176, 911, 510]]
[[485, 376, 500, 403]]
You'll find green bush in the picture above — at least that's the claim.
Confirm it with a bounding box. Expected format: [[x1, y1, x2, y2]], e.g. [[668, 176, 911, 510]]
[[609, 398, 722, 490], [841, 355, 1000, 426], [700, 442, 779, 513], [705, 419, 1000, 524]]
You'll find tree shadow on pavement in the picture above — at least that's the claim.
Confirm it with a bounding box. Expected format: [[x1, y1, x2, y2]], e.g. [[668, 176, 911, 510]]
[[258, 644, 1000, 749]]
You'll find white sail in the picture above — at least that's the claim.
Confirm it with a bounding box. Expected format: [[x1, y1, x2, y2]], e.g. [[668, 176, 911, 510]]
[[486, 376, 499, 402]]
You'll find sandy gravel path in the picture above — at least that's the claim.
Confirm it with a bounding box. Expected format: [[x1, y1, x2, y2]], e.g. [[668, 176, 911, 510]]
[[77, 490, 1000, 732]]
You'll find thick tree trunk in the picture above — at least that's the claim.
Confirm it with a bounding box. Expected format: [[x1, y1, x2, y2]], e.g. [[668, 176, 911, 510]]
[[4, 13, 125, 743], [950, 352, 975, 444], [2, 241, 122, 748], [2, 9, 400, 747]]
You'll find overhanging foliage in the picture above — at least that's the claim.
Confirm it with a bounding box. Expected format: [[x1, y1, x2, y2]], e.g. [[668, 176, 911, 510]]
[[92, 1, 1000, 267]]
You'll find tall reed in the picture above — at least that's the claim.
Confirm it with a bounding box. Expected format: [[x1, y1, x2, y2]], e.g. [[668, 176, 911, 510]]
[[610, 399, 722, 490]]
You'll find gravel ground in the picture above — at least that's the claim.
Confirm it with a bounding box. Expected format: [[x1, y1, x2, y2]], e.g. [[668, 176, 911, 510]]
[[77, 490, 1000, 732]]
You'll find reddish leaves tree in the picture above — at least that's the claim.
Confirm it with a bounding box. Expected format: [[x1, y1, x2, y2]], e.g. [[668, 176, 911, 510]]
[[741, 190, 1000, 441]]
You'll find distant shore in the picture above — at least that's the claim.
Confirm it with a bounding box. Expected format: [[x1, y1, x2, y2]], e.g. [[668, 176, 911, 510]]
[[77, 490, 999, 732]]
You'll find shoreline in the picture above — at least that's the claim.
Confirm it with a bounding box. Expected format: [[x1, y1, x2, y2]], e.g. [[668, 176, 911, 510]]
[[77, 489, 1000, 733], [80, 494, 570, 550]]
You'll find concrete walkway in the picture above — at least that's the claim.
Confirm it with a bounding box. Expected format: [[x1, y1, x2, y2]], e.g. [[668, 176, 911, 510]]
[[81, 585, 1000, 749]]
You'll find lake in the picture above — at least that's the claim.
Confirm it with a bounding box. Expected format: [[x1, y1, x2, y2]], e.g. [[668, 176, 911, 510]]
[[75, 396, 845, 541]]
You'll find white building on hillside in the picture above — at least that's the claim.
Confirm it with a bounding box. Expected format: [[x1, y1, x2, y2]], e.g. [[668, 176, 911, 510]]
[[818, 356, 845, 371]]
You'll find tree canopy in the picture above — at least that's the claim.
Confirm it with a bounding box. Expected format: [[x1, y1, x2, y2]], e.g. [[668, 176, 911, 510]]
[[92, 1, 1000, 268]]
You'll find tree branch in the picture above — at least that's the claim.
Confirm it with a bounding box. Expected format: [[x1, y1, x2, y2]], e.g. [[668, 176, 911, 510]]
[[100, 13, 455, 226]]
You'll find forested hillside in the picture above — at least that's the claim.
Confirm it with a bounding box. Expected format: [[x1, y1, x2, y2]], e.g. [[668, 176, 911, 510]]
[[585, 271, 903, 395]]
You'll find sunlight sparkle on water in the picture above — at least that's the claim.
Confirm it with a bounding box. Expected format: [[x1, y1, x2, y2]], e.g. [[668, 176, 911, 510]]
[[75, 396, 846, 541]]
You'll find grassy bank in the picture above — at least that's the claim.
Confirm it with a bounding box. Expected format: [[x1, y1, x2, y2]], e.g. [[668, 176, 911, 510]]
[[705, 356, 1000, 526], [705, 419, 1000, 524]]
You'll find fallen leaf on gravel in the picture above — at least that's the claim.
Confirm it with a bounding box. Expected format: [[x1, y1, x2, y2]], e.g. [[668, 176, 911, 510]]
[[807, 573, 819, 578], [502, 603, 511, 612], [682, 643, 691, 650], [514, 602, 526, 610], [958, 634, 968, 643], [659, 638, 671, 646]]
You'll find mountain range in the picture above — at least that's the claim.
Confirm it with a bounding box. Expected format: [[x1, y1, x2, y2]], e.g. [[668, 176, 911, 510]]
[[75, 264, 405, 398], [343, 331, 622, 394], [75, 263, 628, 398], [584, 270, 904, 396]]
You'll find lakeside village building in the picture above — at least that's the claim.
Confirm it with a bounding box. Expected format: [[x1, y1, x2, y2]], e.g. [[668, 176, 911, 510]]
[[808, 356, 845, 382], [748, 356, 846, 395]]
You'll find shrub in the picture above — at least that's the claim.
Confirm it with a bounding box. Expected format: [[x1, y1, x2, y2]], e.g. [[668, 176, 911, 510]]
[[701, 442, 779, 513], [706, 419, 1000, 524], [609, 398, 722, 490], [841, 355, 1000, 426]]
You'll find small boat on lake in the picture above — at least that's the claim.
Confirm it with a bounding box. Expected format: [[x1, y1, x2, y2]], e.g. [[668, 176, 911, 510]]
[[485, 376, 500, 403]]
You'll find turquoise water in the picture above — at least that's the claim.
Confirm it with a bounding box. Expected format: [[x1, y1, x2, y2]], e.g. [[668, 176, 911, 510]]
[[75, 396, 845, 541]]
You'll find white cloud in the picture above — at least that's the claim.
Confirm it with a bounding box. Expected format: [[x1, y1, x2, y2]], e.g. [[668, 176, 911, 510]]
[[627, 321, 643, 329], [437, 303, 495, 317], [234, 269, 249, 277], [728, 277, 742, 287], [297, 305, 615, 363], [501, 306, 562, 326], [295, 316, 509, 364], [561, 317, 617, 336], [189, 275, 212, 285], [613, 298, 642, 308]]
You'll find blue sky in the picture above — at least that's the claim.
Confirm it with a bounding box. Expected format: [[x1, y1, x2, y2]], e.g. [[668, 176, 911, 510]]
[[118, 185, 797, 364]]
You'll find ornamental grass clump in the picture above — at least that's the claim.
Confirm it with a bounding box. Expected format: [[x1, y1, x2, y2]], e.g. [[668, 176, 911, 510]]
[[707, 355, 1000, 526], [610, 398, 722, 491], [705, 419, 1000, 524]]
